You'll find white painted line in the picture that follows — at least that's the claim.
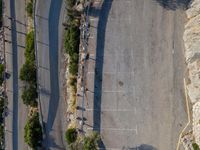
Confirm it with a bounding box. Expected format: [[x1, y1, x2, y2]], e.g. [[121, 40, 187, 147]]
[[135, 125, 138, 135], [87, 71, 135, 74], [103, 91, 125, 93], [87, 127, 137, 132], [86, 108, 135, 112]]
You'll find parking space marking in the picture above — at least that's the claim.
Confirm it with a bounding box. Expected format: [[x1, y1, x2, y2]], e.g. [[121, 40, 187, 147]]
[[86, 108, 136, 112], [87, 127, 137, 132]]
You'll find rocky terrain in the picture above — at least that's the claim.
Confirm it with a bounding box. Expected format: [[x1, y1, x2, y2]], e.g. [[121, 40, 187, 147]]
[[183, 0, 200, 147]]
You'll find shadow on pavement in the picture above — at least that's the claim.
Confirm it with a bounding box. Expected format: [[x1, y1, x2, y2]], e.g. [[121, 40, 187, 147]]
[[123, 144, 157, 150], [10, 0, 19, 149], [154, 0, 191, 10], [92, 0, 113, 149], [43, 0, 65, 149]]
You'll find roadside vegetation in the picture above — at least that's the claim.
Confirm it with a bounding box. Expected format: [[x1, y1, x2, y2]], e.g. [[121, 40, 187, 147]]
[[21, 0, 43, 148], [26, 0, 33, 18], [193, 143, 200, 150], [65, 129, 100, 150], [20, 31, 37, 107], [65, 128, 77, 144], [64, 0, 80, 126], [24, 112, 42, 149]]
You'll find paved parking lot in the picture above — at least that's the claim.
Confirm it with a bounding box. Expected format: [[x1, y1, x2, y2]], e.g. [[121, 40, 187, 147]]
[[80, 0, 189, 149]]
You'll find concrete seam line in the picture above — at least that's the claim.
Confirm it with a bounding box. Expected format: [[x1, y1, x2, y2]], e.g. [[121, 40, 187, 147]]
[[176, 78, 191, 150]]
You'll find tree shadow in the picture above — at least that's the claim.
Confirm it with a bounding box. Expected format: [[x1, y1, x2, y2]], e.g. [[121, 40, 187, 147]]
[[92, 0, 113, 149], [123, 144, 157, 150], [10, 0, 19, 149], [154, 0, 191, 10]]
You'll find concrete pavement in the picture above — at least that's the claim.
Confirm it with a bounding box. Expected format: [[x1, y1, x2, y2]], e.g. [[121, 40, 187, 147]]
[[82, 0, 188, 149], [35, 0, 66, 149], [4, 0, 28, 149]]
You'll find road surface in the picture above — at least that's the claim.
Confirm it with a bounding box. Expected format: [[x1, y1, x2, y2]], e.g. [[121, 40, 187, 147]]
[[4, 0, 28, 149], [83, 0, 188, 149], [35, 0, 66, 149]]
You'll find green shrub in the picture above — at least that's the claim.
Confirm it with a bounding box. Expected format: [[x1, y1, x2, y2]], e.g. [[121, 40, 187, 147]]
[[193, 143, 200, 150], [20, 61, 36, 83], [25, 31, 35, 62], [64, 26, 80, 56], [26, 0, 33, 18], [22, 85, 38, 107], [65, 128, 77, 144], [83, 132, 100, 150], [69, 76, 77, 87], [24, 112, 42, 149], [66, 0, 76, 8], [69, 61, 78, 75]]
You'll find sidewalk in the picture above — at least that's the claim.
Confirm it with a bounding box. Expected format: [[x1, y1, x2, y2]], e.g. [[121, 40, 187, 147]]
[[76, 0, 103, 134]]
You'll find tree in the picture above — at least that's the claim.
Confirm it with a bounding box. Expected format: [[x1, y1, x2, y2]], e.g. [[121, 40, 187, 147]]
[[65, 128, 77, 144], [21, 85, 38, 107], [24, 112, 42, 149], [20, 62, 36, 83]]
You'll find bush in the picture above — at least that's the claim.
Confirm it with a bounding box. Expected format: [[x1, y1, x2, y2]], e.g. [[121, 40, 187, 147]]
[[25, 31, 35, 62], [193, 143, 200, 150], [64, 26, 80, 56], [26, 0, 33, 18], [20, 61, 36, 83], [65, 128, 77, 144], [66, 0, 76, 8], [22, 85, 38, 107], [24, 112, 42, 149], [69, 76, 77, 87], [83, 132, 100, 150], [69, 61, 78, 75]]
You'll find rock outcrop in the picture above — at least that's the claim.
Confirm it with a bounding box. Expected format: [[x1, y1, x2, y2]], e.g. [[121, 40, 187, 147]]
[[183, 0, 200, 146]]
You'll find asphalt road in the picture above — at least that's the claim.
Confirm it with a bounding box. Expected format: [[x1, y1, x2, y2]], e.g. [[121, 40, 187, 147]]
[[84, 0, 188, 149], [4, 0, 28, 149], [35, 0, 66, 149]]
